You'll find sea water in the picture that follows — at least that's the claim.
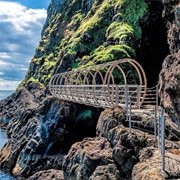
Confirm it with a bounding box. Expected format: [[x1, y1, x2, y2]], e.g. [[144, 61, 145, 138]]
[[0, 90, 16, 179], [0, 128, 16, 179], [0, 90, 14, 101]]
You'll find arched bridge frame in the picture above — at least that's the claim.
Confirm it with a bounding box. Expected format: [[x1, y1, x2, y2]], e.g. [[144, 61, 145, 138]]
[[49, 58, 147, 109]]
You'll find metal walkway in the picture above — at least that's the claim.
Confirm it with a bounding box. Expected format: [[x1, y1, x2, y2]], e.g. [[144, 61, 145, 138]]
[[49, 58, 150, 109], [49, 59, 180, 174]]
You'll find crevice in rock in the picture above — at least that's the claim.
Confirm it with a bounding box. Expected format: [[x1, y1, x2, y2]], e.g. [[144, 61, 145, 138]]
[[45, 103, 103, 155], [136, 1, 170, 87]]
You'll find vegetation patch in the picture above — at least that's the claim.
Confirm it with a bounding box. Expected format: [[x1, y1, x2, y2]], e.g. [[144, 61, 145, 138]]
[[20, 0, 148, 90]]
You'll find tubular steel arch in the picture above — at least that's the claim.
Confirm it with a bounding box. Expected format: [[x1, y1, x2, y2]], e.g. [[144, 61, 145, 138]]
[[49, 58, 147, 109]]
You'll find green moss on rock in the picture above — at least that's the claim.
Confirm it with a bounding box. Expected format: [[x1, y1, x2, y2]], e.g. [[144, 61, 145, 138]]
[[21, 0, 148, 89]]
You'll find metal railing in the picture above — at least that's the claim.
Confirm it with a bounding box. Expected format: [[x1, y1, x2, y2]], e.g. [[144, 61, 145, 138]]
[[50, 84, 147, 109], [49, 59, 147, 109], [158, 107, 165, 171], [49, 59, 179, 174], [143, 84, 159, 106], [125, 84, 179, 173]]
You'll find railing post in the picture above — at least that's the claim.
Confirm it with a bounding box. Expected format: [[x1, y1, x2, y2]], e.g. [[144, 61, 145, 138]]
[[137, 85, 140, 109], [154, 106, 157, 141], [125, 86, 129, 121], [115, 85, 118, 107], [161, 108, 165, 171], [158, 107, 163, 152], [154, 85, 159, 141], [156, 85, 159, 107], [129, 100, 132, 132]]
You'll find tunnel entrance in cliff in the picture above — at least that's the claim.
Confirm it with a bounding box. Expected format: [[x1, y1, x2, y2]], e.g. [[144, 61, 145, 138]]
[[46, 104, 102, 155], [136, 1, 170, 87]]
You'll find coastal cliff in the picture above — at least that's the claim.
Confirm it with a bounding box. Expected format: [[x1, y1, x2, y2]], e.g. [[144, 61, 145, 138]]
[[159, 0, 180, 124], [0, 0, 180, 179]]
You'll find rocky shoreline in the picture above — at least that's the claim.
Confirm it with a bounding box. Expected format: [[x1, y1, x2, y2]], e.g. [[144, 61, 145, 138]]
[[0, 101, 180, 179], [0, 0, 180, 179]]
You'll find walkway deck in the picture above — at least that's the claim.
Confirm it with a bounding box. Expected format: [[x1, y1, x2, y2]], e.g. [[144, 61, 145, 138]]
[[49, 59, 149, 109]]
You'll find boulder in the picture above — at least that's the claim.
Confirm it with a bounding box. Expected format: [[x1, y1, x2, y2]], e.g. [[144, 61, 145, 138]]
[[95, 107, 180, 178], [62, 137, 113, 180], [89, 164, 121, 180], [96, 108, 125, 138], [28, 169, 64, 180], [132, 148, 180, 180], [108, 124, 156, 178]]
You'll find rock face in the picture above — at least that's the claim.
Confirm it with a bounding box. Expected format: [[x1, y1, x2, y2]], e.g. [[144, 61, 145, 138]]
[[159, 0, 180, 123], [28, 169, 64, 180], [0, 0, 180, 179], [0, 97, 100, 178], [16, 0, 149, 88], [96, 108, 125, 138], [62, 108, 180, 180], [0, 102, 180, 179], [136, 1, 169, 87], [89, 164, 121, 180], [0, 0, 151, 177], [63, 137, 114, 180], [0, 85, 42, 127], [132, 148, 180, 180]]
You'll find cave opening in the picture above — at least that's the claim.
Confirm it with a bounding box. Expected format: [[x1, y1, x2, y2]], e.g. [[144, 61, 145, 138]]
[[46, 105, 103, 155], [136, 1, 170, 87]]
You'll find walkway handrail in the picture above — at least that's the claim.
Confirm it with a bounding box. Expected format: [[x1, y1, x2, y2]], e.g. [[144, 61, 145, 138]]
[[49, 59, 147, 109]]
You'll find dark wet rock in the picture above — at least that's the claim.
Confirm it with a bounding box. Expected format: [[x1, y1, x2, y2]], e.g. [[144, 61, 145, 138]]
[[96, 108, 125, 138], [28, 169, 64, 180], [89, 164, 121, 180], [159, 0, 180, 123], [0, 119, 37, 173], [132, 148, 180, 180], [0, 97, 100, 178], [62, 137, 113, 180], [162, 0, 180, 54], [136, 1, 170, 88], [0, 85, 41, 127], [108, 125, 156, 178]]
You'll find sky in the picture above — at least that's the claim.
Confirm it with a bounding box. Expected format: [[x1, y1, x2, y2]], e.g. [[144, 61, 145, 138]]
[[0, 0, 51, 90]]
